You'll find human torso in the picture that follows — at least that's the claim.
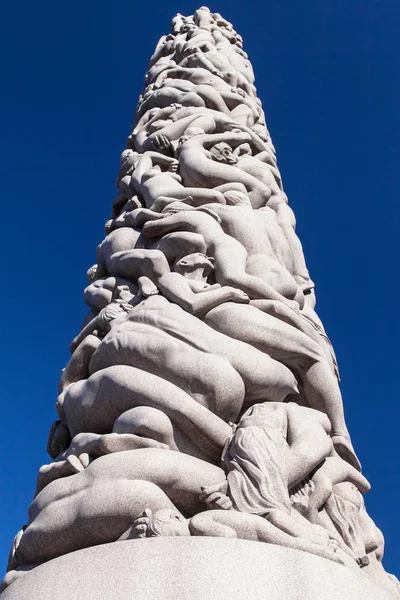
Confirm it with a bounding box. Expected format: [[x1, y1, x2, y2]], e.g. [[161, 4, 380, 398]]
[[141, 170, 183, 205], [101, 229, 140, 267], [107, 296, 212, 353], [217, 206, 300, 300]]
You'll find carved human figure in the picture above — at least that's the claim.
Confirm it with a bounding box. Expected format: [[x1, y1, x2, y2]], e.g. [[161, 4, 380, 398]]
[[12, 449, 226, 565], [67, 224, 228, 369], [211, 27, 254, 73], [132, 103, 271, 165], [318, 483, 381, 563], [58, 364, 232, 460], [59, 334, 101, 392], [152, 249, 353, 461], [207, 306, 355, 465], [171, 192, 310, 303], [170, 13, 193, 35], [60, 274, 158, 392], [121, 507, 349, 566], [128, 150, 228, 208], [181, 28, 255, 83], [240, 296, 337, 382], [144, 55, 178, 87], [147, 34, 175, 69], [177, 130, 272, 208], [3, 494, 353, 591], [94, 224, 172, 285], [5, 10, 395, 595], [153, 248, 310, 346], [88, 295, 299, 419], [35, 415, 188, 497], [136, 79, 234, 117], [83, 264, 138, 311], [150, 65, 251, 96], [207, 149, 310, 286], [142, 208, 301, 310], [220, 403, 367, 528], [133, 106, 232, 152], [7, 442, 364, 586], [112, 148, 141, 211], [178, 44, 255, 97], [156, 252, 242, 312]]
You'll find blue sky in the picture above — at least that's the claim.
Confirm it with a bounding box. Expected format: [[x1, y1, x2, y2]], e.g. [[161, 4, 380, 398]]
[[1, 0, 399, 577]]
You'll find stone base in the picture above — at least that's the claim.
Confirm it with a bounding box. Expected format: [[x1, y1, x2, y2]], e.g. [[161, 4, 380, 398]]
[[1, 538, 398, 600]]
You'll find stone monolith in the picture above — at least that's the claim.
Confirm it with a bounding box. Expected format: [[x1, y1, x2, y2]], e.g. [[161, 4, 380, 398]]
[[2, 7, 398, 599]]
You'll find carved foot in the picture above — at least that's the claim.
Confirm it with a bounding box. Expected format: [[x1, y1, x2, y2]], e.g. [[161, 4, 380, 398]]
[[138, 276, 159, 298]]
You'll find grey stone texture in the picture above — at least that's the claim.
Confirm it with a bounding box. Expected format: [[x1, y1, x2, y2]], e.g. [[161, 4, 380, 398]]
[[2, 6, 398, 598], [2, 539, 399, 600]]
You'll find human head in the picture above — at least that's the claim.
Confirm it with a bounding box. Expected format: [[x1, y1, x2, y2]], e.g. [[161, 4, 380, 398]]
[[209, 142, 238, 165], [121, 197, 142, 213], [332, 482, 362, 508], [174, 253, 214, 276], [86, 263, 105, 282], [120, 149, 134, 165], [235, 34, 243, 48], [181, 21, 196, 33], [251, 124, 270, 143], [236, 402, 271, 430], [224, 190, 252, 207], [328, 482, 379, 560], [142, 509, 190, 537], [47, 420, 72, 459], [171, 12, 182, 24], [97, 302, 132, 332], [104, 219, 114, 234]]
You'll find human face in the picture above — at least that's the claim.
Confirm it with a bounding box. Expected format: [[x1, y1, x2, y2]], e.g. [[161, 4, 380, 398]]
[[211, 143, 238, 165], [176, 253, 214, 274], [148, 509, 190, 537]]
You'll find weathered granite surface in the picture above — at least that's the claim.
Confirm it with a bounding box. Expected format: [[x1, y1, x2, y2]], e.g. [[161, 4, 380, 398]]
[[2, 539, 399, 600], [2, 6, 398, 598]]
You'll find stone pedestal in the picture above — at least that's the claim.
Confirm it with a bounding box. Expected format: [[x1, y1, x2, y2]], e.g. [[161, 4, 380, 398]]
[[2, 538, 397, 600]]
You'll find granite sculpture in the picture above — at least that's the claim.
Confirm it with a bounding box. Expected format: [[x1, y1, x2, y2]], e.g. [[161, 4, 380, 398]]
[[2, 6, 398, 598]]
